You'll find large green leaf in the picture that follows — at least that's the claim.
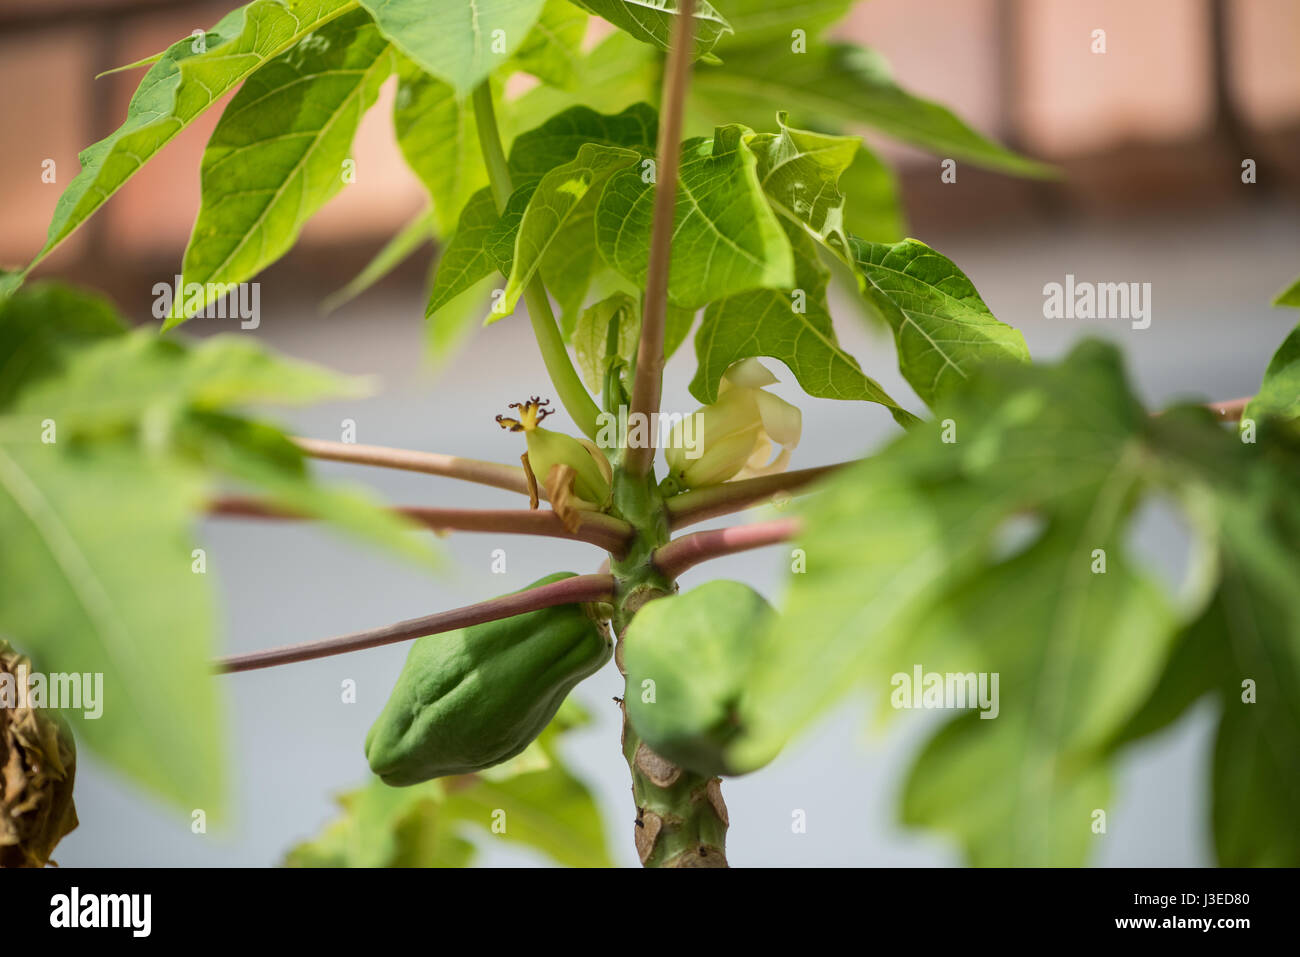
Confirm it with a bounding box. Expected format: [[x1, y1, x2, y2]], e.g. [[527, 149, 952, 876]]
[[511, 0, 588, 88], [426, 104, 660, 324], [568, 0, 731, 59], [393, 57, 488, 236], [694, 42, 1052, 178], [357, 0, 545, 94], [169, 11, 393, 327], [493, 144, 641, 320], [850, 236, 1030, 408], [596, 127, 795, 309], [27, 0, 359, 275], [745, 112, 857, 262], [690, 221, 916, 425], [493, 103, 658, 322], [732, 453, 1018, 773], [506, 102, 658, 184]]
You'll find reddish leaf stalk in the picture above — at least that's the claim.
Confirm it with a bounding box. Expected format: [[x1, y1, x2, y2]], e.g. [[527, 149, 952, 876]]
[[208, 497, 632, 555], [653, 517, 802, 580], [294, 437, 534, 497], [215, 573, 616, 673], [666, 464, 845, 528]]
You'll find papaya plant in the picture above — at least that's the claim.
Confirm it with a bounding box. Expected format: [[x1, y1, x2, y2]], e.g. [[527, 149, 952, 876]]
[[2, 0, 1299, 868]]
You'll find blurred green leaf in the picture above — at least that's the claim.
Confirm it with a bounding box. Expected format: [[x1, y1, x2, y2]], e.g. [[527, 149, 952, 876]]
[[427, 273, 498, 368], [511, 0, 587, 89], [713, 0, 850, 49], [742, 341, 1300, 864], [357, 0, 545, 95], [1244, 321, 1300, 428], [900, 522, 1175, 866], [393, 57, 490, 236], [0, 439, 224, 817], [1274, 275, 1300, 308], [287, 705, 609, 867], [1117, 417, 1300, 866], [440, 757, 612, 867], [732, 343, 1200, 864], [511, 29, 658, 121], [0, 283, 439, 817], [0, 284, 124, 408], [694, 42, 1053, 178], [285, 778, 473, 867], [839, 147, 906, 243]]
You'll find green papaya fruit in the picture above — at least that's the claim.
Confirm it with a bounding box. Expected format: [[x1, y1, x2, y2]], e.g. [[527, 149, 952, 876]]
[[366, 573, 611, 786], [623, 580, 776, 777]]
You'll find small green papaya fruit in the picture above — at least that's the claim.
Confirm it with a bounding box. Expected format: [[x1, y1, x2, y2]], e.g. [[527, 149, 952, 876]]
[[366, 573, 611, 786], [623, 580, 776, 777]]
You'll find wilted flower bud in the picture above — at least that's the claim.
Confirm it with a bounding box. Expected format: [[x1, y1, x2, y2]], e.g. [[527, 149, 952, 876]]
[[0, 641, 78, 868], [497, 397, 612, 508], [664, 359, 802, 490]]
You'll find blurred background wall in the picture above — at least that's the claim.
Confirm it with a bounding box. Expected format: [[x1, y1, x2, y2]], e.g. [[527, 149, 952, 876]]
[[4, 0, 1300, 293], [1, 0, 1298, 866]]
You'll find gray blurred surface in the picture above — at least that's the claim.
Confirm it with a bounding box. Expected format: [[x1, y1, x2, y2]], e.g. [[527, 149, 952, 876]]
[[56, 203, 1299, 866]]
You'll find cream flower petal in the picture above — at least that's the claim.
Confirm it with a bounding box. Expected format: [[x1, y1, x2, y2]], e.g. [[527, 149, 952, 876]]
[[723, 356, 779, 390], [754, 389, 802, 449]]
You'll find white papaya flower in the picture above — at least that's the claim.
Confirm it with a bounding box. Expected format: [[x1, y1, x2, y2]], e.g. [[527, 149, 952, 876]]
[[664, 358, 802, 490]]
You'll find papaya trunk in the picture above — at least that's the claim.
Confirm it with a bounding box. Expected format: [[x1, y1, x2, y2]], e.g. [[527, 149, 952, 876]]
[[618, 697, 729, 867], [609, 470, 729, 867]]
